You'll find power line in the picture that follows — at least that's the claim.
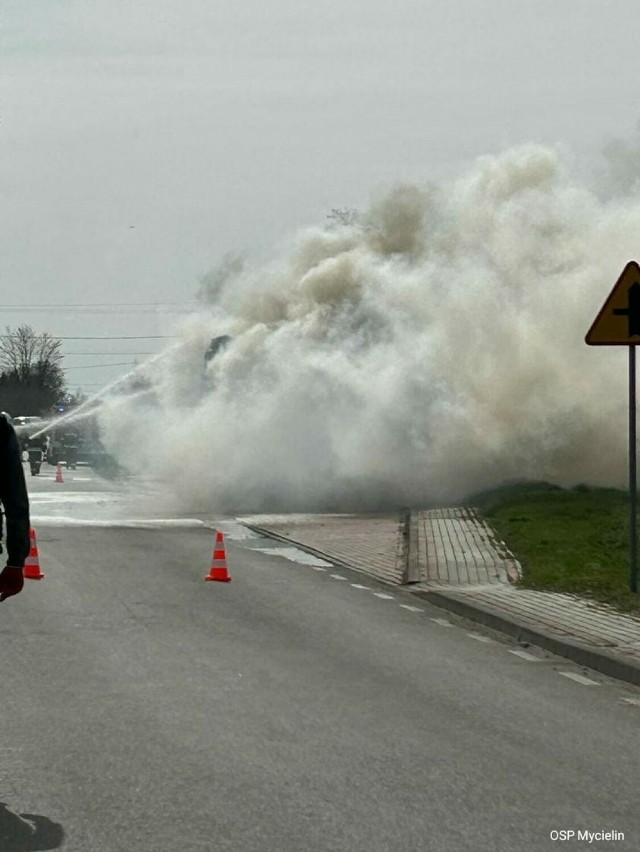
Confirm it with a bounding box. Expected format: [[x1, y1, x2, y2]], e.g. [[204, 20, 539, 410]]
[[0, 302, 200, 308], [65, 362, 135, 370], [62, 351, 156, 356], [0, 335, 175, 340], [0, 302, 200, 306]]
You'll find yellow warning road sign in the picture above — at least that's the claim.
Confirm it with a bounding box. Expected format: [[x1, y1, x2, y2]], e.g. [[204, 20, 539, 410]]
[[586, 260, 640, 345], [587, 260, 640, 593]]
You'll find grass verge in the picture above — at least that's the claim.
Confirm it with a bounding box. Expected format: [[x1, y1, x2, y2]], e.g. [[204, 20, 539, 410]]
[[467, 481, 640, 614]]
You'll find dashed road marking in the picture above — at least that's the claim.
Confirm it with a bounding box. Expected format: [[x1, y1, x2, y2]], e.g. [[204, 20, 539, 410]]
[[559, 671, 600, 686], [244, 543, 640, 702], [467, 632, 493, 643], [508, 649, 540, 661]]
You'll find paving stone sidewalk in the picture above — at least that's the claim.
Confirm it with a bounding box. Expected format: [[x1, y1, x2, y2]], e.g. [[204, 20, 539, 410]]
[[240, 509, 640, 686], [416, 585, 640, 655], [416, 584, 640, 685], [240, 508, 521, 587], [238, 513, 405, 585], [415, 508, 522, 586]]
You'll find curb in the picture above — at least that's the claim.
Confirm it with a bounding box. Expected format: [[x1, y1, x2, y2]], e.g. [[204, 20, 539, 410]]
[[413, 588, 640, 687], [241, 523, 399, 584], [242, 522, 640, 688]]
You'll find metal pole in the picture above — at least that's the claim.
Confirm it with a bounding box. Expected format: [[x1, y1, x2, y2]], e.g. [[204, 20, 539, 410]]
[[630, 346, 638, 593]]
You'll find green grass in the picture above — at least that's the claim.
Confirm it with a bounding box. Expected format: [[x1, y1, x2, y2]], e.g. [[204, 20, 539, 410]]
[[466, 481, 640, 614]]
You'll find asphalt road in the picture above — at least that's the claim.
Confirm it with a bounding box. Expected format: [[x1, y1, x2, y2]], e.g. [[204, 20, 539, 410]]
[[1, 465, 639, 851]]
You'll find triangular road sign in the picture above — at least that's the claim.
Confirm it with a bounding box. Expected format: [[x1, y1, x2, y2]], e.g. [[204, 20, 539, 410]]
[[586, 260, 640, 345]]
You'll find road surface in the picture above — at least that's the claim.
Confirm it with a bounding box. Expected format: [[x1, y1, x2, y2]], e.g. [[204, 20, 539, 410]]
[[0, 465, 638, 850]]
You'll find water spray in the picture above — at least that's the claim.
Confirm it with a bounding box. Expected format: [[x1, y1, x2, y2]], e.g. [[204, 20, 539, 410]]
[[29, 345, 182, 440]]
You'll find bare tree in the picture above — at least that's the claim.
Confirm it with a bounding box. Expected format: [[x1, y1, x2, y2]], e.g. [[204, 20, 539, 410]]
[[0, 324, 62, 375], [0, 325, 66, 415], [326, 208, 360, 228]]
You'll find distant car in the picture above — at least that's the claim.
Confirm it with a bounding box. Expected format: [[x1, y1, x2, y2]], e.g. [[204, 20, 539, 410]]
[[13, 416, 41, 428], [12, 416, 45, 440]]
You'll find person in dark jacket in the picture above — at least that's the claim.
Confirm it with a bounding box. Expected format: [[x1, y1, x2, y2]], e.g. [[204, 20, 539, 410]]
[[0, 413, 30, 602]]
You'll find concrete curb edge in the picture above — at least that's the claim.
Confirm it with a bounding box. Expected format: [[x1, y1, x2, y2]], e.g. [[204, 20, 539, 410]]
[[241, 523, 399, 586], [241, 522, 640, 688], [414, 588, 640, 687]]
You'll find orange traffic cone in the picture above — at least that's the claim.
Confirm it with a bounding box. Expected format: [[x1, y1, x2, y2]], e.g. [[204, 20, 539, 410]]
[[55, 463, 64, 483], [24, 528, 44, 580], [205, 531, 232, 582]]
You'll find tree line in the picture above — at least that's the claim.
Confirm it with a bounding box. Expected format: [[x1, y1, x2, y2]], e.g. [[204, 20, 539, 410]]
[[0, 325, 66, 416]]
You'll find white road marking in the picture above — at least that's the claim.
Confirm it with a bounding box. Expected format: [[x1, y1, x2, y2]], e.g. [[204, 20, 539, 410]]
[[430, 617, 452, 625], [30, 493, 115, 503], [30, 517, 205, 528], [310, 566, 326, 572], [467, 632, 492, 643], [620, 697, 640, 706], [559, 671, 600, 686], [350, 584, 370, 590], [373, 593, 395, 600], [330, 574, 348, 581], [399, 605, 424, 613], [508, 649, 539, 661]]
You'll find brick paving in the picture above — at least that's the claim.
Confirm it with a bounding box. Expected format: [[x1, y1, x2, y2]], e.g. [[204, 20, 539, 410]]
[[418, 584, 640, 665], [416, 507, 521, 586], [238, 513, 405, 584], [239, 508, 521, 588]]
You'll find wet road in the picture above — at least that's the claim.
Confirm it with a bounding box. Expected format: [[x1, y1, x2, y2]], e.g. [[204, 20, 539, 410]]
[[1, 464, 639, 851]]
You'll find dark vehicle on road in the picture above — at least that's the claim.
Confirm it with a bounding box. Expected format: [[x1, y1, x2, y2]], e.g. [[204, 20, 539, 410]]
[[46, 427, 85, 469], [205, 334, 232, 365]]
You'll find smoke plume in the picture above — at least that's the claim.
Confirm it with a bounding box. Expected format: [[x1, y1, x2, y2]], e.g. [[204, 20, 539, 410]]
[[97, 144, 639, 511]]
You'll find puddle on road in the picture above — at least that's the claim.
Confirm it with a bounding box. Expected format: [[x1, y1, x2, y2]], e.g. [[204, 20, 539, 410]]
[[29, 493, 116, 504], [253, 546, 334, 567], [213, 521, 262, 541], [27, 478, 259, 534], [29, 516, 206, 528], [29, 489, 206, 528]]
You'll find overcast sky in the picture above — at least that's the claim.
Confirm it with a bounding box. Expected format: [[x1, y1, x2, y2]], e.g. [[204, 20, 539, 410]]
[[2, 0, 640, 393]]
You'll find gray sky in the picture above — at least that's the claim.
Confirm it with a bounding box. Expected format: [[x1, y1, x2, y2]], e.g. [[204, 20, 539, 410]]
[[1, 0, 639, 393]]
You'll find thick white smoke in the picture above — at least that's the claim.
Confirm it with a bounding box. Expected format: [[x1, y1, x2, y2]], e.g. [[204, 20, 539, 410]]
[[98, 144, 639, 511]]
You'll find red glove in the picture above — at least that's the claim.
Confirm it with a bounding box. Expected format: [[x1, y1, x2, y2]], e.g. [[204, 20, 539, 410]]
[[0, 565, 24, 601]]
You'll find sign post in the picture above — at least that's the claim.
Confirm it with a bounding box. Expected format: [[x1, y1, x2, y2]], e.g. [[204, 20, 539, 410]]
[[630, 346, 637, 593], [586, 260, 640, 593]]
